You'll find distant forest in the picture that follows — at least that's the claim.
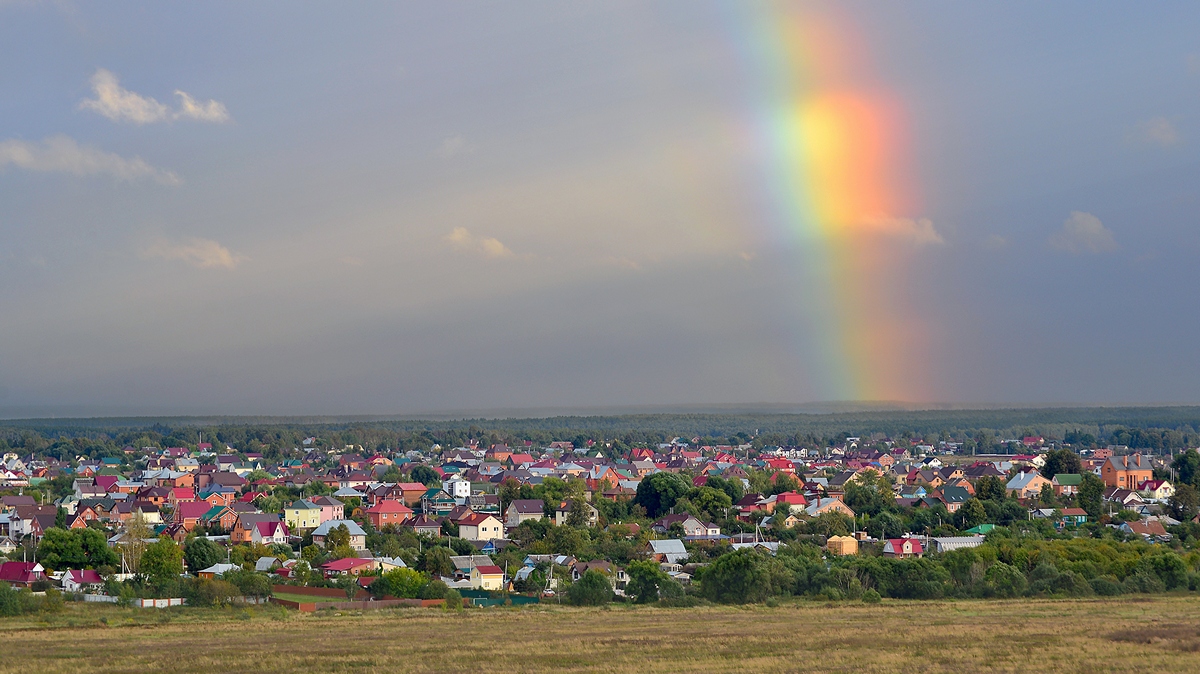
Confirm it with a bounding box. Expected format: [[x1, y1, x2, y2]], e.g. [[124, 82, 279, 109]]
[[2, 406, 1200, 462]]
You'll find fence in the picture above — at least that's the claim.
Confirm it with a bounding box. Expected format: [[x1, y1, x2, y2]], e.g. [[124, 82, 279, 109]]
[[82, 594, 119, 604]]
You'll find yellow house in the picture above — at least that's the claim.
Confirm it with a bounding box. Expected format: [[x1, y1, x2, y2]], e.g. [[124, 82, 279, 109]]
[[826, 535, 859, 556], [470, 564, 505, 591], [284, 499, 322, 531]]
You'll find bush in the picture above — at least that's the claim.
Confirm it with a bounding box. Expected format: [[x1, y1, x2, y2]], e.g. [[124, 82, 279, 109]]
[[861, 589, 882, 604], [443, 588, 463, 610], [418, 579, 448, 600], [565, 570, 613, 606]]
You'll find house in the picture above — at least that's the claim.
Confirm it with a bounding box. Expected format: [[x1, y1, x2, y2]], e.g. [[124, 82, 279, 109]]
[[570, 560, 612, 581], [309, 495, 345, 522], [1052, 474, 1082, 497], [405, 514, 442, 537], [284, 500, 323, 531], [365, 500, 413, 529], [449, 555, 495, 578], [504, 499, 546, 528], [393, 482, 430, 507], [882, 537, 924, 558], [1121, 520, 1169, 541], [457, 513, 504, 541], [321, 557, 378, 578], [61, 569, 104, 593], [0, 561, 45, 587], [1058, 507, 1088, 527], [1005, 471, 1051, 500], [197, 563, 240, 579], [826, 535, 859, 556], [646, 539, 688, 564], [651, 514, 720, 538], [1137, 480, 1174, 501], [470, 564, 505, 591], [1102, 454, 1153, 490], [232, 513, 284, 544], [554, 500, 599, 527], [936, 485, 972, 513], [250, 519, 289, 545], [174, 500, 214, 531], [804, 497, 856, 519], [312, 519, 368, 551], [1103, 487, 1145, 508]]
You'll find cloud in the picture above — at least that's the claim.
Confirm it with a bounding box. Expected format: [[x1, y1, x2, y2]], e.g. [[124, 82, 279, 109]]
[[1131, 116, 1180, 147], [860, 216, 946, 246], [436, 135, 470, 159], [0, 134, 181, 185], [982, 234, 1009, 251], [140, 237, 244, 269], [79, 69, 229, 124], [174, 90, 230, 123], [1049, 211, 1117, 254], [445, 227, 513, 258]]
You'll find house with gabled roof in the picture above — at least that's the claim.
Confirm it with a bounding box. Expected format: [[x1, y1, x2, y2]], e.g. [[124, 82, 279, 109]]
[[366, 500, 413, 529], [882, 537, 923, 558], [504, 499, 545, 527]]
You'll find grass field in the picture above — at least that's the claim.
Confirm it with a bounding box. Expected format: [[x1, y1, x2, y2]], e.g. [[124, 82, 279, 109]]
[[270, 592, 344, 604], [4, 597, 1200, 673]]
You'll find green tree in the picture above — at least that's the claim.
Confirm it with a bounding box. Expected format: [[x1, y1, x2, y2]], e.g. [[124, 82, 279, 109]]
[[377, 567, 428, 598], [1167, 483, 1199, 521], [634, 472, 691, 518], [184, 537, 225, 574], [1078, 472, 1105, 518], [1040, 449, 1082, 480], [417, 545, 454, 577], [624, 559, 681, 604], [139, 538, 183, 583], [565, 569, 612, 606], [976, 476, 1006, 501], [695, 548, 769, 604], [1172, 450, 1200, 488], [1038, 483, 1058, 508], [325, 524, 351, 550], [410, 465, 440, 486], [957, 498, 987, 530], [704, 476, 744, 504]]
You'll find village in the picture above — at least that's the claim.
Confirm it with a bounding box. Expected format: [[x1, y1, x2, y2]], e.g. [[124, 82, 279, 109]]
[[0, 430, 1196, 611]]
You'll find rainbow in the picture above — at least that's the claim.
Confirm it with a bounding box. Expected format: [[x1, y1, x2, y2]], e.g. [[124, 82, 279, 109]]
[[735, 5, 933, 402]]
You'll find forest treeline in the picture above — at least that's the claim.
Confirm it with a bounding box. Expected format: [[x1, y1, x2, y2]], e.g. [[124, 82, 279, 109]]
[[3, 406, 1200, 462]]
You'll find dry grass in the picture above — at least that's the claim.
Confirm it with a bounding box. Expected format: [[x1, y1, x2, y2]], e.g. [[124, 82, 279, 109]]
[[5, 596, 1200, 673]]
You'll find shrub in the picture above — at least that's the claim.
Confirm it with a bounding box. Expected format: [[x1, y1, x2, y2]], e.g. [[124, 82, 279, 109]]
[[862, 589, 882, 604], [565, 570, 613, 606], [443, 588, 463, 611]]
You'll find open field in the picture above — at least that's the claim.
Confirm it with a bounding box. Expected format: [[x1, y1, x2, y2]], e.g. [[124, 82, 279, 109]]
[[270, 592, 344, 604], [3, 597, 1200, 673]]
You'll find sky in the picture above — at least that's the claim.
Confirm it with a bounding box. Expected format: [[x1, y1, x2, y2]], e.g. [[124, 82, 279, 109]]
[[1, 1, 1198, 417]]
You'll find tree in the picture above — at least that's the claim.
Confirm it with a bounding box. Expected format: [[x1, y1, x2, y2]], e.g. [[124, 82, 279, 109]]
[[695, 548, 769, 604], [976, 476, 1006, 501], [418, 545, 454, 577], [634, 472, 691, 518], [410, 465, 440, 486], [184, 537, 225, 574], [325, 524, 351, 550], [1167, 483, 1200, 522], [624, 559, 681, 603], [1172, 450, 1200, 489], [704, 476, 744, 504], [565, 569, 612, 606], [139, 538, 183, 583], [689, 486, 733, 521], [375, 567, 428, 599], [956, 498, 987, 530], [1078, 472, 1105, 518], [1041, 449, 1082, 480], [566, 499, 589, 528], [121, 512, 152, 573], [1038, 483, 1058, 508]]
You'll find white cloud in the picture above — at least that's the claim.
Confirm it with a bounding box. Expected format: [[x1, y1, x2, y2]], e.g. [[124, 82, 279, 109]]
[[1049, 211, 1117, 254], [140, 237, 244, 269], [80, 69, 229, 124], [860, 216, 945, 246], [0, 134, 180, 185], [174, 90, 230, 123], [445, 227, 513, 258], [1131, 116, 1180, 147]]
